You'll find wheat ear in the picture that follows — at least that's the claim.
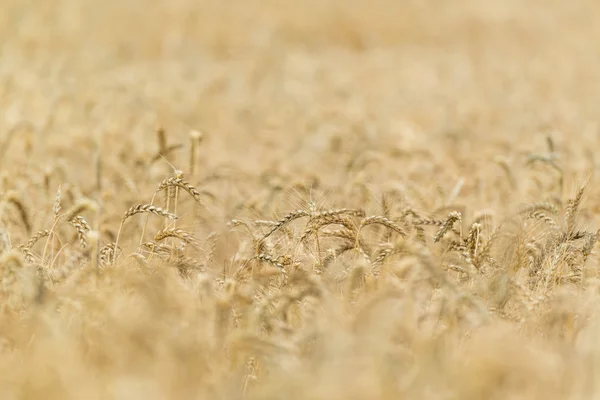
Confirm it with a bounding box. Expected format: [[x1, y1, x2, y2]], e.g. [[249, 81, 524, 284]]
[[261, 210, 310, 240], [189, 130, 204, 175], [114, 204, 178, 263], [69, 216, 91, 248], [433, 211, 462, 243], [154, 228, 196, 244], [359, 216, 407, 237]]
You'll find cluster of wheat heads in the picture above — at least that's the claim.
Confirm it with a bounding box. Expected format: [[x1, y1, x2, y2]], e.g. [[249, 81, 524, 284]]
[[4, 0, 600, 397], [0, 126, 600, 399]]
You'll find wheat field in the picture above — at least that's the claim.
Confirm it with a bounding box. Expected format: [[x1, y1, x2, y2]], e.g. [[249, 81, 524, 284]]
[[2, 0, 600, 398]]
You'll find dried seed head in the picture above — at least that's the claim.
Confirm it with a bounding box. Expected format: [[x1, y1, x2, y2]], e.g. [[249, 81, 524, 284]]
[[123, 204, 178, 220], [154, 228, 196, 244], [433, 211, 461, 243], [157, 177, 206, 206], [360, 216, 406, 236], [21, 230, 51, 250], [53, 186, 62, 221], [5, 191, 31, 234], [69, 216, 91, 248]]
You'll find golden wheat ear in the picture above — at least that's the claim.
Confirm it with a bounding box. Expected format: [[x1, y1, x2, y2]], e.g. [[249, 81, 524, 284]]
[[113, 204, 178, 263]]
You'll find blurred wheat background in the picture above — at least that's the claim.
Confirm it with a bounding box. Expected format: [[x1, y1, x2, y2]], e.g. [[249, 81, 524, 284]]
[[2, 0, 600, 399]]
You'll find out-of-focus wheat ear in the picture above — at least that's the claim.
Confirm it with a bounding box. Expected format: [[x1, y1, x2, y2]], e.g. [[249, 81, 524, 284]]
[[255, 253, 290, 270], [400, 206, 422, 220], [189, 130, 204, 175], [519, 202, 560, 216], [5, 191, 31, 234], [322, 228, 356, 241], [381, 192, 391, 217], [473, 224, 501, 270], [1, 249, 24, 271], [472, 210, 494, 227], [494, 156, 517, 189], [380, 193, 394, 242], [565, 183, 586, 234], [412, 216, 444, 226], [88, 230, 100, 271], [526, 153, 564, 192], [43, 168, 52, 197], [157, 127, 168, 155], [313, 208, 365, 218], [99, 243, 118, 267], [0, 122, 34, 166], [433, 211, 462, 243], [466, 223, 482, 259], [582, 230, 599, 268], [53, 186, 62, 222], [154, 228, 196, 245], [19, 246, 36, 264], [546, 134, 556, 153], [114, 204, 178, 263], [63, 199, 99, 222], [202, 231, 218, 266], [446, 177, 465, 206], [372, 242, 406, 267], [526, 211, 559, 230], [261, 210, 310, 240], [21, 229, 51, 249], [359, 216, 407, 237], [0, 228, 11, 255], [69, 216, 91, 248]]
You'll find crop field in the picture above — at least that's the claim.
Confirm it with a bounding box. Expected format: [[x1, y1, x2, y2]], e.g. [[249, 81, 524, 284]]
[[2, 0, 600, 398]]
